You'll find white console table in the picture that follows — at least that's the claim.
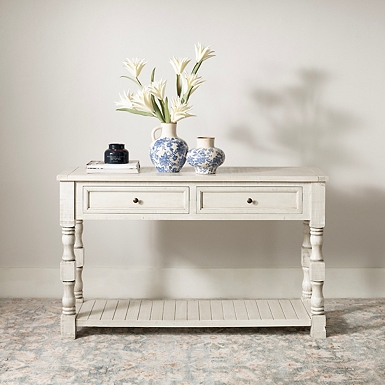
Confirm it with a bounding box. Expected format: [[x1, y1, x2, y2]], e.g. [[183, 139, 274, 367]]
[[57, 166, 328, 339]]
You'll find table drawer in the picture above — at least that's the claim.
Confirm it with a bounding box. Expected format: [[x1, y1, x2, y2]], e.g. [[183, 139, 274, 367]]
[[197, 186, 303, 214], [82, 186, 189, 214]]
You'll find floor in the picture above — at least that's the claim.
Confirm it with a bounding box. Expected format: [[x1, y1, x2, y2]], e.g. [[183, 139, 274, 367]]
[[0, 299, 384, 385]]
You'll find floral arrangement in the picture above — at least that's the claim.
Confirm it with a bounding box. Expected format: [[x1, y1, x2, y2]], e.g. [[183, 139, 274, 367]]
[[116, 43, 215, 123]]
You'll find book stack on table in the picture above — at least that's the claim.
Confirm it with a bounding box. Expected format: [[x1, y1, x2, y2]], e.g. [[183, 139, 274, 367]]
[[86, 160, 140, 173]]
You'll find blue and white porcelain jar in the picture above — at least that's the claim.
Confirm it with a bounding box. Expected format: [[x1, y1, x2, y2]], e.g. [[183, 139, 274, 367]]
[[150, 123, 188, 173], [186, 136, 225, 174]]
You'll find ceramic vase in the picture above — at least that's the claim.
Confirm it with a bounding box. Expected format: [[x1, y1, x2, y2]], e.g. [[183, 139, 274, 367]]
[[186, 136, 225, 174], [149, 123, 188, 173]]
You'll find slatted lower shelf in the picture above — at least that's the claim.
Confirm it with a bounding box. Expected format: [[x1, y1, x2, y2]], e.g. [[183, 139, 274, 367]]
[[76, 299, 312, 328]]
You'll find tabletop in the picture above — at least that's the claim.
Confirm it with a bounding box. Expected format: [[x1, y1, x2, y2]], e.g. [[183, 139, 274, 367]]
[[57, 166, 328, 183]]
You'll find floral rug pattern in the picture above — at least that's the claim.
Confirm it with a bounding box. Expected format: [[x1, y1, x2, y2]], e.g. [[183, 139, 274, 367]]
[[1, 298, 385, 384]]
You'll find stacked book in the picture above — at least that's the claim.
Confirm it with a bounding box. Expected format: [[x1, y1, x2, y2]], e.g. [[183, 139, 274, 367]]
[[86, 160, 140, 173]]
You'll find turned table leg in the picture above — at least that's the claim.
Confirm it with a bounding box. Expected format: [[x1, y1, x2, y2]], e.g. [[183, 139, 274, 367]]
[[61, 226, 77, 339], [309, 226, 326, 338], [74, 220, 84, 302]]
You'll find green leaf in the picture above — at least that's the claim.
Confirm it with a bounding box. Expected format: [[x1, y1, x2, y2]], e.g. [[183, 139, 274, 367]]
[[151, 67, 156, 83], [116, 108, 154, 117], [120, 75, 142, 87]]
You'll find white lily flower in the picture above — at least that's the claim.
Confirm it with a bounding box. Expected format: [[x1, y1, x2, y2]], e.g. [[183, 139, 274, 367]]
[[132, 87, 155, 114], [183, 72, 205, 95], [194, 43, 215, 62], [123, 58, 147, 78], [147, 79, 167, 100], [169, 56, 191, 75], [170, 97, 195, 123], [115, 90, 134, 109], [118, 44, 214, 122]]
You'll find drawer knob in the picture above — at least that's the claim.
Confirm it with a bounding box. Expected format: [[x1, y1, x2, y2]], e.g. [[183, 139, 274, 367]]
[[247, 198, 253, 204], [133, 198, 139, 203]]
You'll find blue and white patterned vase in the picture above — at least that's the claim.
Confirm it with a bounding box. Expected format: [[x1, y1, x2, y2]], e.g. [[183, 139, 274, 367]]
[[186, 136, 225, 174], [149, 123, 188, 173]]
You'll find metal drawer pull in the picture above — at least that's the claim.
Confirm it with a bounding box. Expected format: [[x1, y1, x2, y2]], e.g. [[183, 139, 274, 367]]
[[133, 198, 139, 203], [247, 198, 253, 204]]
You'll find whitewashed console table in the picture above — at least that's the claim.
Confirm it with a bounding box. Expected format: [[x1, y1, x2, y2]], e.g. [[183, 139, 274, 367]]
[[57, 166, 328, 339]]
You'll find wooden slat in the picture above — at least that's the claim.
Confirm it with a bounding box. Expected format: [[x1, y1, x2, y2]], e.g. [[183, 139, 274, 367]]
[[175, 300, 187, 320], [291, 299, 311, 321], [150, 300, 164, 320], [210, 300, 224, 320], [187, 300, 199, 320], [76, 299, 312, 327], [245, 300, 261, 320], [138, 300, 152, 320], [163, 300, 176, 320], [126, 300, 141, 320], [280, 300, 297, 320], [101, 299, 118, 320], [114, 300, 129, 320], [222, 300, 236, 320], [77, 300, 95, 320], [234, 300, 249, 320], [268, 300, 285, 319], [88, 300, 106, 320], [199, 300, 211, 321], [256, 300, 273, 320]]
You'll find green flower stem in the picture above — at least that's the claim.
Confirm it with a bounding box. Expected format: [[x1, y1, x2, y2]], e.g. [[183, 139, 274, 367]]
[[192, 61, 202, 75], [161, 97, 171, 123], [176, 74, 182, 97], [151, 95, 165, 122], [181, 87, 192, 104], [151, 67, 156, 83]]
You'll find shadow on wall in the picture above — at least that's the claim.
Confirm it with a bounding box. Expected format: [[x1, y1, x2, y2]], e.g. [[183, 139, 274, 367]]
[[153, 220, 301, 268], [229, 69, 361, 169], [230, 68, 385, 263], [326, 186, 385, 267], [148, 68, 385, 297], [148, 219, 302, 298]]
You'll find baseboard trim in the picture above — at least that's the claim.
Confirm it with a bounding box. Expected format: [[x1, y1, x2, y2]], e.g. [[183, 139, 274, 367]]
[[1, 267, 384, 298]]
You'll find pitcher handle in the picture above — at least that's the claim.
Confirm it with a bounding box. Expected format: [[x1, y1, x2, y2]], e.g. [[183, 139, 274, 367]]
[[151, 126, 162, 142]]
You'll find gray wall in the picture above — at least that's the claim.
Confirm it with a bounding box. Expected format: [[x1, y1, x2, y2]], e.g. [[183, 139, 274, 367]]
[[1, 0, 385, 297]]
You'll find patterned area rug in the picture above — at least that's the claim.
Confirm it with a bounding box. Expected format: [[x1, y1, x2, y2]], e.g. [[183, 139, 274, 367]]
[[0, 298, 384, 384]]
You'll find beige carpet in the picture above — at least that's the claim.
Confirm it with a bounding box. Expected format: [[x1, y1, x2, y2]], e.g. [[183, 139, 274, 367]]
[[1, 298, 384, 384]]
